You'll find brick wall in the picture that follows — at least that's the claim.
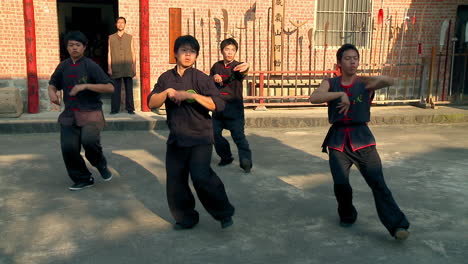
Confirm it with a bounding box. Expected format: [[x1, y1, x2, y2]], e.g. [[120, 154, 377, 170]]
[[0, 0, 465, 112]]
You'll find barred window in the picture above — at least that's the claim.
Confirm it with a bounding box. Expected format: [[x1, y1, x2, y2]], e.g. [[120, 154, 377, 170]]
[[315, 0, 373, 47]]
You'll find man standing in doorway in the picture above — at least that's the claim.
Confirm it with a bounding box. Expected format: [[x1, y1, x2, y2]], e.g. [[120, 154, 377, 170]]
[[108, 17, 136, 115]]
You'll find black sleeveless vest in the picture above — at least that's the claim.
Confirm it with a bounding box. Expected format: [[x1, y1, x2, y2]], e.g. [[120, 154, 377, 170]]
[[322, 76, 376, 152]]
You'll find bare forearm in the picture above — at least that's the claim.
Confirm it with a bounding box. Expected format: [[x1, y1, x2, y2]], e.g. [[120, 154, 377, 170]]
[[86, 83, 114, 93], [361, 75, 395, 90], [148, 91, 167, 109], [193, 94, 216, 111], [48, 85, 57, 94], [375, 76, 395, 90], [48, 85, 61, 104], [310, 91, 345, 104]]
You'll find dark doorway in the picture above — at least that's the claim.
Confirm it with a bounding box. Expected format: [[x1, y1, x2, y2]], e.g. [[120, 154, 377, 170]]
[[57, 0, 118, 72], [452, 5, 468, 102]]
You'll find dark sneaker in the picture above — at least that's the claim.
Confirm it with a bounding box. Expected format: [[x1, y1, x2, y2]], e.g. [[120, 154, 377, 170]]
[[338, 205, 357, 227], [339, 220, 355, 227], [98, 166, 112, 181], [127, 110, 135, 115], [240, 159, 252, 173], [394, 228, 410, 241], [69, 179, 94, 191], [220, 217, 233, 229], [218, 157, 234, 166], [110, 111, 118, 115], [173, 222, 198, 230]]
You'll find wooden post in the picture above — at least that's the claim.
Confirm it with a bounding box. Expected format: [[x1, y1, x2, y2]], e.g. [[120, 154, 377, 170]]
[[22, 0, 39, 113], [441, 20, 451, 101], [169, 8, 182, 64], [140, 0, 150, 111], [426, 47, 437, 103], [272, 0, 286, 72], [259, 73, 265, 104]]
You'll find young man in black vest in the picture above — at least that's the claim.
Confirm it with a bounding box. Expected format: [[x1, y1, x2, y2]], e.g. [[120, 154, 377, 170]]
[[48, 31, 114, 191], [210, 38, 252, 172], [309, 43, 410, 240], [148, 35, 235, 230]]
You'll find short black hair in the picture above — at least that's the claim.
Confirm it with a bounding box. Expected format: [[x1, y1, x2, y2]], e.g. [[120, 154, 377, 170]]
[[174, 35, 200, 56], [64, 31, 88, 46], [220, 38, 238, 51], [336, 43, 360, 62], [116, 17, 126, 23]]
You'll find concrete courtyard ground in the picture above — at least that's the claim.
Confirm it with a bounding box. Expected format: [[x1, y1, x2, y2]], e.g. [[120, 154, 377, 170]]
[[1, 122, 467, 264]]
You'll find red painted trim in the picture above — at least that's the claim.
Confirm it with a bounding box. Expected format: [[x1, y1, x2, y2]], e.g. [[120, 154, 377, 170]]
[[353, 143, 376, 151], [23, 0, 39, 113], [329, 123, 375, 152], [328, 146, 344, 152], [346, 128, 377, 151]]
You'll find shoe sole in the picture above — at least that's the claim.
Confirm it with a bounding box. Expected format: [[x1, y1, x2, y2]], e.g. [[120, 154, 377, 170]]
[[339, 221, 354, 228], [218, 159, 234, 166], [173, 222, 198, 230], [102, 175, 113, 182], [68, 184, 94, 191], [240, 160, 252, 173], [395, 229, 410, 241], [221, 218, 234, 229]]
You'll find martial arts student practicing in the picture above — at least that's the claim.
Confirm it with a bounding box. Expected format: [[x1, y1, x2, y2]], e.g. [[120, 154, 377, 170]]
[[48, 31, 114, 191], [148, 35, 235, 230], [309, 43, 410, 240], [210, 38, 252, 172]]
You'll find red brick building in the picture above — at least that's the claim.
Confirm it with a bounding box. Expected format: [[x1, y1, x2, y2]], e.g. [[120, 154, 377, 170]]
[[0, 0, 467, 112]]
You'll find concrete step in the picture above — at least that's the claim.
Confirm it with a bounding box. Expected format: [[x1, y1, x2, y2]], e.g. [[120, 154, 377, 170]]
[[1, 105, 468, 134]]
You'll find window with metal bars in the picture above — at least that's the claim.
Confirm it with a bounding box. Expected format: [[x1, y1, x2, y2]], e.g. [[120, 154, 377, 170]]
[[315, 0, 373, 48]]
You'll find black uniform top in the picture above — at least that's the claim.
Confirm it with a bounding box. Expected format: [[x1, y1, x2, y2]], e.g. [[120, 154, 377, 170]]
[[322, 76, 376, 152], [149, 67, 225, 147], [210, 60, 246, 119], [49, 57, 113, 127]]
